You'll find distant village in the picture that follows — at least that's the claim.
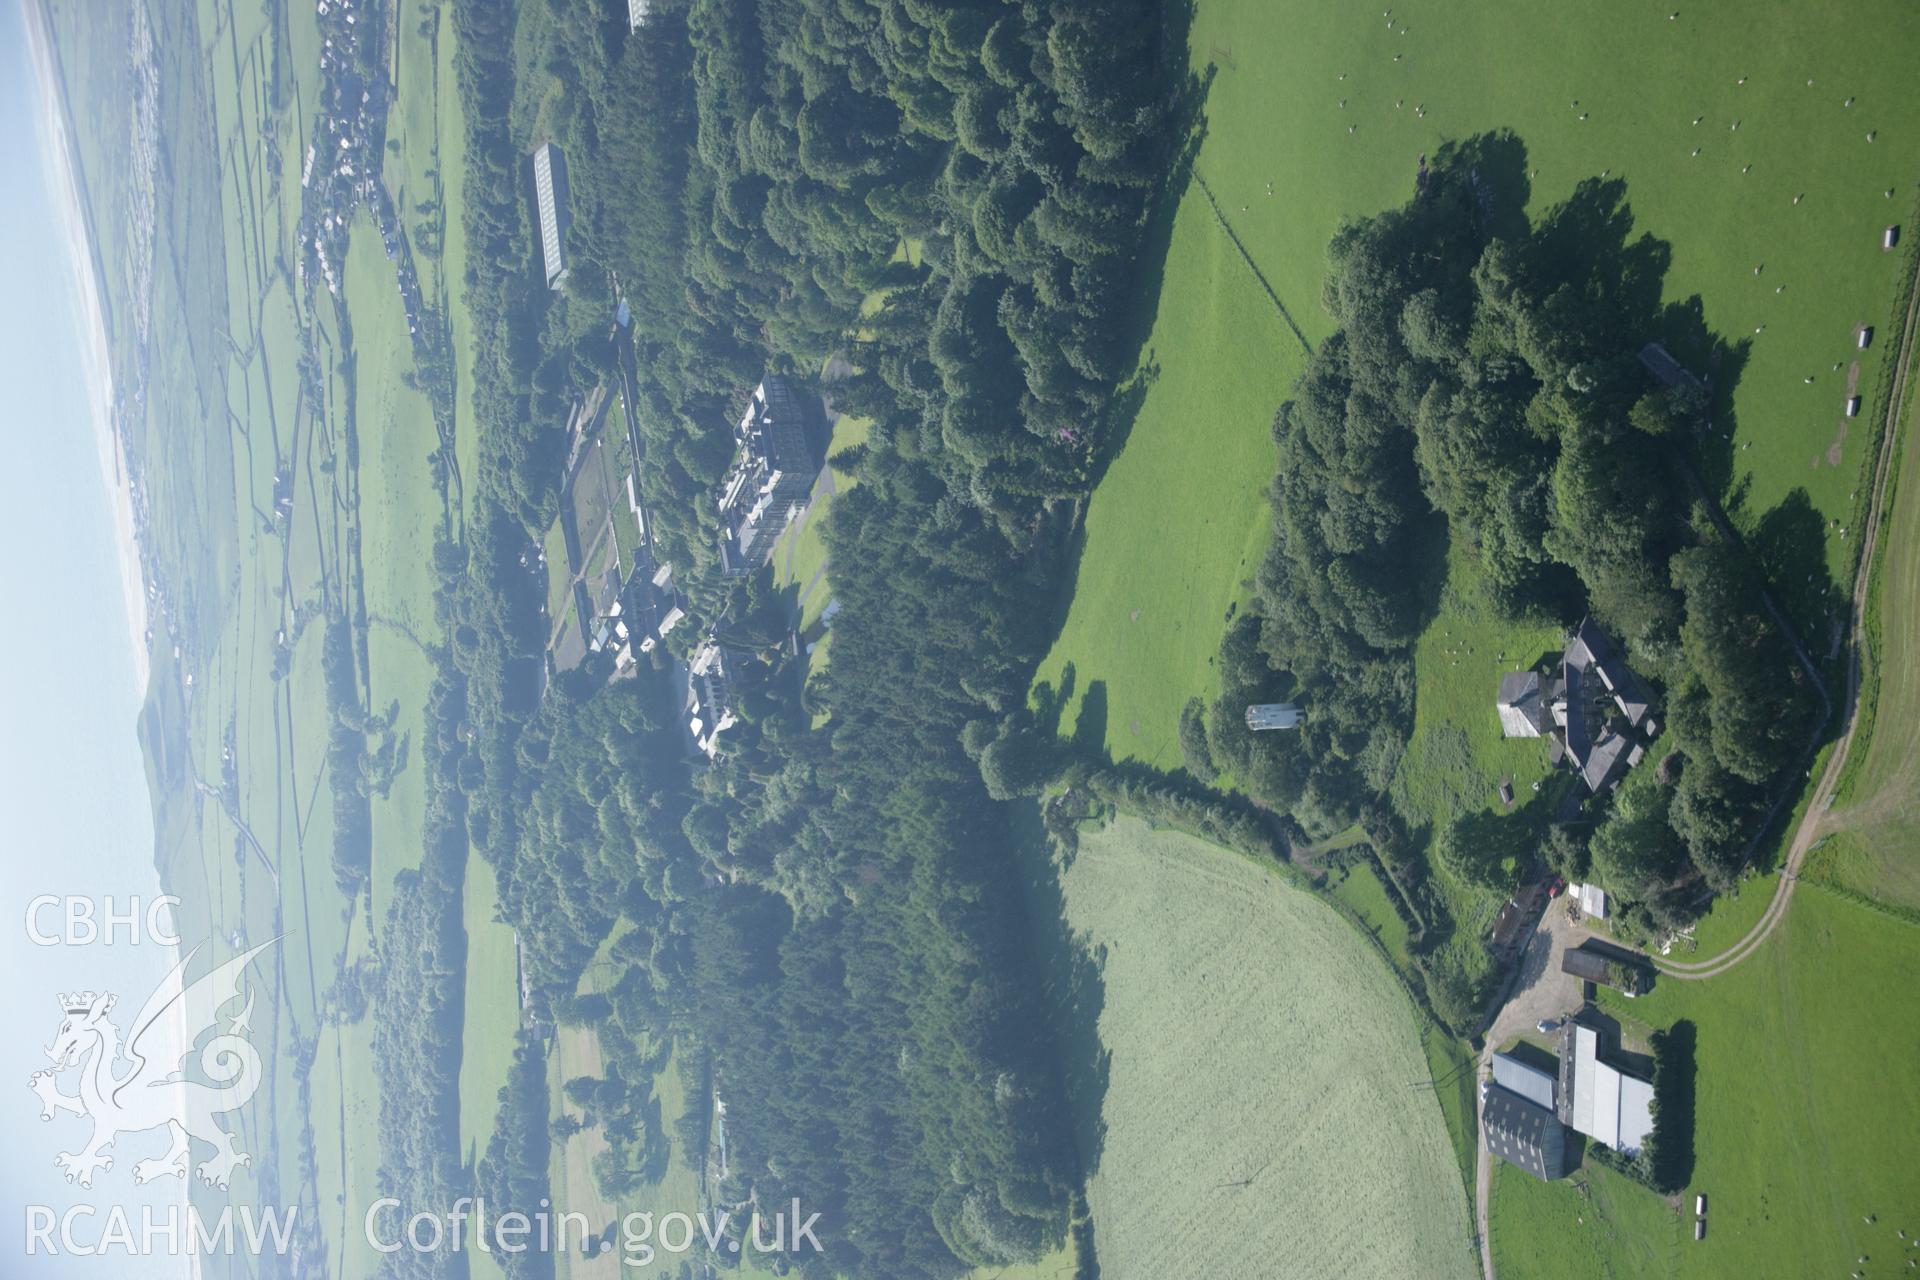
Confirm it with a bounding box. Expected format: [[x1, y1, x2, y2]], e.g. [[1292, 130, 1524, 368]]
[[526, 142, 829, 762]]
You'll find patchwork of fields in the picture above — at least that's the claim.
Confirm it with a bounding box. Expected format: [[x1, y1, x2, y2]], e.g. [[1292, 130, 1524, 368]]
[[1052, 817, 1474, 1279], [43, 0, 513, 1271]]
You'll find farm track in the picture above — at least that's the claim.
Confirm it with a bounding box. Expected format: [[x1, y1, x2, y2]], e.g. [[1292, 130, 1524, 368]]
[[1475, 243, 1920, 1280], [1657, 243, 1920, 983]]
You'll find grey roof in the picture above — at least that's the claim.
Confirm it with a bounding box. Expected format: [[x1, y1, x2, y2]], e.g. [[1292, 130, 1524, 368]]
[[1482, 1085, 1567, 1181], [1561, 618, 1653, 791], [1492, 1051, 1557, 1112], [1560, 947, 1611, 983], [1498, 671, 1551, 738], [1580, 730, 1632, 792], [1246, 702, 1302, 731], [1562, 1016, 1656, 1155], [1638, 341, 1704, 391]]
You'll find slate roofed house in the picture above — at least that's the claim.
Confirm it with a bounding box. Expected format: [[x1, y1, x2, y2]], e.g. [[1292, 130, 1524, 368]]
[[1498, 671, 1553, 738], [1560, 617, 1656, 793], [684, 639, 737, 759], [1482, 1084, 1568, 1181]]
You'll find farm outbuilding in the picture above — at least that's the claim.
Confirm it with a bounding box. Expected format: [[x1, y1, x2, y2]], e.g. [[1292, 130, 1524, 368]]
[[1482, 1084, 1568, 1181], [1886, 225, 1901, 251], [531, 142, 571, 290], [1560, 1017, 1656, 1155], [1493, 1051, 1557, 1111], [1858, 326, 1874, 350], [1847, 396, 1863, 418], [1567, 882, 1608, 919]]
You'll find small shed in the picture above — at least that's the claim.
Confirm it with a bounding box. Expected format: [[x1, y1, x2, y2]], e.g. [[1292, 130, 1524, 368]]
[[1695, 1220, 1707, 1241], [1696, 1193, 1708, 1216], [1846, 396, 1863, 418], [1858, 325, 1874, 350], [1886, 225, 1901, 251]]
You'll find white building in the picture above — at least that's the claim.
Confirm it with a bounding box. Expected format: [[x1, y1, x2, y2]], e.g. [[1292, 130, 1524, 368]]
[[532, 142, 570, 290], [1245, 702, 1303, 731], [1563, 1021, 1655, 1155]]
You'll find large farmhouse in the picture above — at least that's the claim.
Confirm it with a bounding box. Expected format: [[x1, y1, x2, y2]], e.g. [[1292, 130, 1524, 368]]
[[1497, 617, 1659, 793]]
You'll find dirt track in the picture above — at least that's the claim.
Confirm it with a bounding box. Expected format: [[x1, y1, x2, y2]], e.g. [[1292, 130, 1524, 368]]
[[1474, 247, 1920, 1280], [1656, 246, 1920, 983]]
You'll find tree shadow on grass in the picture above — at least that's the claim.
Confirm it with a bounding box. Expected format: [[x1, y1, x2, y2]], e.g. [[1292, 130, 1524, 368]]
[[1752, 487, 1840, 653], [1072, 680, 1110, 757], [1012, 803, 1112, 1186], [1650, 1019, 1696, 1192]]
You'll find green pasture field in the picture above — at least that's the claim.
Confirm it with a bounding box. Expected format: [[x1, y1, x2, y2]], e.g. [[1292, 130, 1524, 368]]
[[1191, 0, 1917, 589], [1044, 0, 1920, 784], [1326, 857, 1414, 967], [773, 412, 871, 633], [48, 0, 470, 1263], [1490, 883, 1920, 1279], [1820, 366, 1920, 909], [1393, 545, 1567, 829], [1032, 184, 1293, 767], [460, 852, 522, 1162], [437, 0, 481, 526], [543, 942, 782, 1280], [1051, 815, 1474, 1279], [544, 517, 575, 632]]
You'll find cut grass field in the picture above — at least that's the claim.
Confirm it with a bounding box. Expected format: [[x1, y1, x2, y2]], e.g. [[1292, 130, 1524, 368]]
[[1053, 816, 1475, 1279], [1489, 883, 1920, 1279], [1032, 183, 1293, 766]]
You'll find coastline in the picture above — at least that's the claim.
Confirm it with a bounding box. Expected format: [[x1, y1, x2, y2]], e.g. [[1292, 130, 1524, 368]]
[[22, 0, 152, 699]]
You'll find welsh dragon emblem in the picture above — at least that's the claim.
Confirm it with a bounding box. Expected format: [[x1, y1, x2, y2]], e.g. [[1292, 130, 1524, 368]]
[[27, 938, 276, 1191]]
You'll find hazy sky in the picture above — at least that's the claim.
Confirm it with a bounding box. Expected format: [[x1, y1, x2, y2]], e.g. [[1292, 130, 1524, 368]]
[[0, 4, 190, 1273]]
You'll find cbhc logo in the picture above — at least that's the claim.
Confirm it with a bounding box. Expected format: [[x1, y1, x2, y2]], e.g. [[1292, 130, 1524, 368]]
[[24, 896, 182, 946]]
